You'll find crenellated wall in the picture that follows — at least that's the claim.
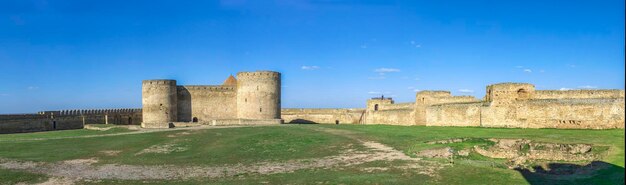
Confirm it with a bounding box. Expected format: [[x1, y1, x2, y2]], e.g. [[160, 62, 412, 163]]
[[0, 108, 142, 134]]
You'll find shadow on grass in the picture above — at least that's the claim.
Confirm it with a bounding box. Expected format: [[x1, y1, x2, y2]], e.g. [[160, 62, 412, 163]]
[[286, 119, 319, 124], [515, 161, 625, 185]]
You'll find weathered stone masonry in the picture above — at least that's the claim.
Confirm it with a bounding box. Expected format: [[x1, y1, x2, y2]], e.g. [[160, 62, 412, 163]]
[[141, 71, 283, 128], [0, 109, 141, 134], [284, 83, 625, 129]]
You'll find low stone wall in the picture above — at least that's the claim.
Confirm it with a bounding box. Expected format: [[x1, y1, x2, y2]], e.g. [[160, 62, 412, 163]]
[[281, 108, 365, 124]]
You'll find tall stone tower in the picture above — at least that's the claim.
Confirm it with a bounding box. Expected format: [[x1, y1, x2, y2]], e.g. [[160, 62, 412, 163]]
[[236, 71, 281, 119], [142, 80, 178, 128]]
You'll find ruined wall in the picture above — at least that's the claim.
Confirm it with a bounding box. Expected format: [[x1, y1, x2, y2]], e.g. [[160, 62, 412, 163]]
[[281, 108, 365, 124], [426, 102, 482, 127], [142, 80, 177, 128], [480, 98, 625, 129], [236, 71, 281, 120], [177, 86, 237, 123]]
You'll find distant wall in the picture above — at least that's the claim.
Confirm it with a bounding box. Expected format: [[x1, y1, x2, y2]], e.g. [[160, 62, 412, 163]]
[[281, 108, 365, 124], [177, 86, 237, 123]]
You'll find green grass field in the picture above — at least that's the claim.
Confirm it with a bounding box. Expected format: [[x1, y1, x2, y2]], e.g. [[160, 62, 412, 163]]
[[0, 124, 623, 185]]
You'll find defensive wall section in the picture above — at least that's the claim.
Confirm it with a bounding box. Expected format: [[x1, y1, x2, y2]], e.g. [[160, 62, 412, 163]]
[[0, 108, 141, 134], [423, 83, 625, 129], [282, 83, 624, 129]]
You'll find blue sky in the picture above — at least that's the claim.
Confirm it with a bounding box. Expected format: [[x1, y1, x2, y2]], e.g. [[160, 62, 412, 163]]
[[0, 0, 624, 113]]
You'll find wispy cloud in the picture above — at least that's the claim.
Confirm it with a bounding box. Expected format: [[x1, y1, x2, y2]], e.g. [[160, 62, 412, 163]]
[[515, 66, 524, 68], [374, 68, 400, 73], [413, 89, 421, 92], [360, 44, 367, 49], [523, 69, 532, 73], [27, 86, 39, 90], [559, 88, 573, 91], [458, 89, 474, 93], [578, 85, 597, 89], [410, 40, 421, 48], [0, 93, 9, 96], [567, 64, 577, 68], [301, 65, 320, 70], [368, 91, 382, 94]]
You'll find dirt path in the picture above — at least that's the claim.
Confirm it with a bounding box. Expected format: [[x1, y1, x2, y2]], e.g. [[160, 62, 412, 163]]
[[0, 125, 442, 182]]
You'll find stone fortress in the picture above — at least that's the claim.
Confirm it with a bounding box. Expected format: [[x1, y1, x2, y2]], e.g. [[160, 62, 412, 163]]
[[1, 70, 624, 133], [141, 71, 282, 128]]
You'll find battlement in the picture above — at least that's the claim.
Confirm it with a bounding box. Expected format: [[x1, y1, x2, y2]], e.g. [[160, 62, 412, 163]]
[[177, 85, 236, 91], [416, 91, 452, 97], [236, 71, 281, 78], [142, 80, 177, 85], [39, 108, 142, 116]]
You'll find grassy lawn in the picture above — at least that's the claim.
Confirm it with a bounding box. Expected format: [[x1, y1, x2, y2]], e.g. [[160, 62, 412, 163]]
[[0, 124, 623, 185]]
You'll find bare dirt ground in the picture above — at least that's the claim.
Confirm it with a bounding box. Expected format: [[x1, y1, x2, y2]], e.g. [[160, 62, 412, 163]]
[[0, 125, 441, 183]]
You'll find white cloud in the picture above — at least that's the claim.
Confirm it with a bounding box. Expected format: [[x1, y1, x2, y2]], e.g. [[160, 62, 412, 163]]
[[567, 64, 577, 68], [578, 85, 597, 89], [458, 89, 474, 93], [539, 69, 545, 73], [559, 88, 573, 91], [374, 68, 400, 73], [523, 69, 532, 73], [515, 66, 524, 68], [407, 86, 415, 90], [27, 86, 39, 90], [415, 44, 421, 48], [360, 44, 367, 49], [301, 66, 320, 70], [413, 89, 421, 92], [368, 91, 382, 94]]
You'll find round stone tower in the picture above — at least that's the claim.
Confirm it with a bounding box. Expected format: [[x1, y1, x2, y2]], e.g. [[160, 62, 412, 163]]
[[236, 71, 281, 120], [142, 79, 178, 128]]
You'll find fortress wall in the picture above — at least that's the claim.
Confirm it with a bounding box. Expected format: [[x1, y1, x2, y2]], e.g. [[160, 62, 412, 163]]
[[480, 98, 625, 129], [177, 86, 237, 123], [281, 108, 365, 124], [0, 114, 52, 134], [378, 102, 415, 110], [426, 103, 482, 127], [516, 98, 625, 129], [209, 119, 283, 126], [534, 90, 625, 99], [364, 109, 415, 126], [415, 91, 480, 125]]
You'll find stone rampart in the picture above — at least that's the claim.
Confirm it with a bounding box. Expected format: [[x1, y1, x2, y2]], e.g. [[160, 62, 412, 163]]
[[281, 108, 365, 124]]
